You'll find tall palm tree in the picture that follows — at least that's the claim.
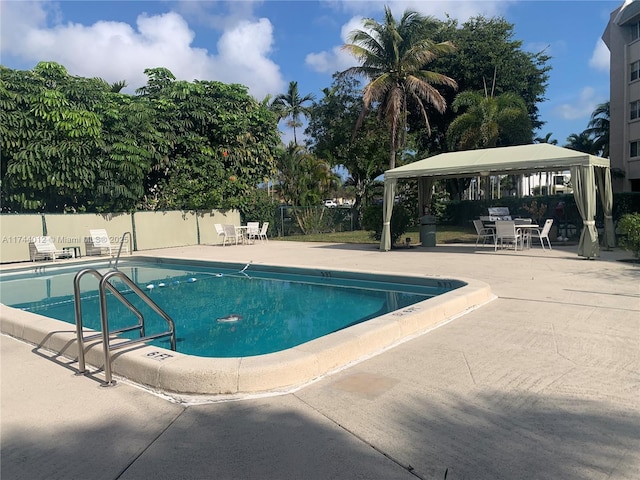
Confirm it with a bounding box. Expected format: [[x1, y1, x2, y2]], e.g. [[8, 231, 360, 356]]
[[271, 81, 315, 144], [340, 6, 457, 169], [565, 132, 597, 154], [584, 101, 609, 158], [534, 132, 558, 145], [446, 90, 532, 150]]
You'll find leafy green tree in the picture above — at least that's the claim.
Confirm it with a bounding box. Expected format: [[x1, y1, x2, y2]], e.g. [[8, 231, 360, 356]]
[[136, 71, 281, 212], [340, 6, 457, 170], [584, 101, 609, 158], [431, 16, 550, 138], [270, 81, 315, 144], [275, 142, 336, 206], [409, 15, 550, 158], [1, 62, 104, 211], [446, 90, 532, 150], [305, 75, 388, 227], [1, 63, 281, 215]]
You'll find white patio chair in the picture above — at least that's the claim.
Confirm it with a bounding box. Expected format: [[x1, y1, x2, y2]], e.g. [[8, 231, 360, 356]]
[[29, 236, 72, 261], [473, 219, 495, 247], [222, 224, 239, 246], [529, 218, 553, 250], [246, 222, 260, 244], [494, 220, 523, 251], [214, 223, 227, 245], [84, 229, 129, 257], [257, 222, 269, 242]]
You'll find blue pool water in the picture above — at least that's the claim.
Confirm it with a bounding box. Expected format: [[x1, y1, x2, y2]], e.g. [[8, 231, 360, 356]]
[[0, 259, 463, 357]]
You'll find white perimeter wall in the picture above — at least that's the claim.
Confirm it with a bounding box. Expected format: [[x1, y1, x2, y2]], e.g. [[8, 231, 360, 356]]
[[0, 209, 241, 264]]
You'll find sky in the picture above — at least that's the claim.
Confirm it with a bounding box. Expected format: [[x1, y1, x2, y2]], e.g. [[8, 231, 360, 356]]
[[0, 0, 621, 147]]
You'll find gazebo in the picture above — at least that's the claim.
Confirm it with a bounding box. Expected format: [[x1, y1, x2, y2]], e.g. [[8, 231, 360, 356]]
[[380, 143, 614, 258]]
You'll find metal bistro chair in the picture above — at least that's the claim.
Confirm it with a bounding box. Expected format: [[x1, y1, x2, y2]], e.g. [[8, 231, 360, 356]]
[[257, 222, 269, 242], [222, 224, 240, 246], [494, 220, 523, 251], [529, 218, 554, 250], [473, 219, 495, 247], [246, 222, 260, 244]]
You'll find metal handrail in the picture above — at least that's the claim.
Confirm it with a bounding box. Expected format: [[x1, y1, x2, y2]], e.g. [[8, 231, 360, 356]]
[[74, 269, 146, 374], [110, 231, 132, 270], [73, 267, 176, 386]]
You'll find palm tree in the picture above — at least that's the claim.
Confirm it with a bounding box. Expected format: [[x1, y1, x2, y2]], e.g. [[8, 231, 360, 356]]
[[565, 132, 597, 154], [271, 81, 315, 144], [534, 132, 558, 145], [275, 142, 337, 206], [446, 90, 532, 150], [340, 6, 457, 169], [584, 101, 609, 158]]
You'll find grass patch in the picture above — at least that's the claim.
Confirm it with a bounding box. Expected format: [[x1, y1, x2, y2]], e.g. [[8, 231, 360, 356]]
[[274, 226, 477, 245]]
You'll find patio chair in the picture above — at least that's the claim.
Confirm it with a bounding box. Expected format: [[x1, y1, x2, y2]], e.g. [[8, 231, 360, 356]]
[[29, 236, 72, 262], [246, 222, 260, 244], [84, 229, 129, 257], [494, 220, 523, 251], [258, 222, 269, 242], [222, 224, 239, 246], [529, 218, 553, 250], [473, 219, 495, 247], [214, 224, 226, 244]]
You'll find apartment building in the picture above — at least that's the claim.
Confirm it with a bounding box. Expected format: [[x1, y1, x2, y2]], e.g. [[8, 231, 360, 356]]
[[603, 0, 640, 192]]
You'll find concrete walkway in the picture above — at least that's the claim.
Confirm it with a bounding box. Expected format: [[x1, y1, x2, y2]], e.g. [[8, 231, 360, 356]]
[[2, 241, 639, 480]]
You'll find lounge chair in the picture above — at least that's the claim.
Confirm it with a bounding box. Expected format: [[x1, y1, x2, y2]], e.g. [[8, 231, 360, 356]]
[[28, 236, 72, 262], [84, 229, 129, 257]]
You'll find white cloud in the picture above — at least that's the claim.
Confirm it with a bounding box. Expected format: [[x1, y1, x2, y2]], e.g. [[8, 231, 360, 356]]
[[306, 16, 363, 73], [0, 2, 285, 99], [589, 38, 610, 72], [553, 86, 603, 121]]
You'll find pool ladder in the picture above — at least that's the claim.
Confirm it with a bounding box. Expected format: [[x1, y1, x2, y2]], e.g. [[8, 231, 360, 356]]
[[109, 231, 132, 270], [73, 268, 176, 386]]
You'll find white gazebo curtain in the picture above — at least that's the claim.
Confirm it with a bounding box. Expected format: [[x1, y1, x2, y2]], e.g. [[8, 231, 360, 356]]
[[595, 166, 615, 249], [571, 165, 599, 258], [418, 177, 435, 215], [381, 178, 396, 251]]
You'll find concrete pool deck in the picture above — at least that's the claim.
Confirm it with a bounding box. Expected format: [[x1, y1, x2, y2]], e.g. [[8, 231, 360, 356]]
[[2, 241, 639, 479]]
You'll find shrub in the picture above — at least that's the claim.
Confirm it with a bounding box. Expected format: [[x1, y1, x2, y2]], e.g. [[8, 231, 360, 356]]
[[362, 203, 412, 247], [617, 213, 640, 258], [240, 190, 277, 234]]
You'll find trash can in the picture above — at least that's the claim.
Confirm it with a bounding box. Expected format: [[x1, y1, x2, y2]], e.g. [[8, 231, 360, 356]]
[[420, 215, 436, 247]]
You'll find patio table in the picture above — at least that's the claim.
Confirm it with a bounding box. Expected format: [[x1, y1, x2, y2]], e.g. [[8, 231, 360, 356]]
[[516, 224, 539, 249]]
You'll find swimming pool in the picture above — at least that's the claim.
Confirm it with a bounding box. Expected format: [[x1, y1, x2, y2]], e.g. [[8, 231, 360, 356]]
[[0, 255, 493, 397], [0, 259, 459, 357]]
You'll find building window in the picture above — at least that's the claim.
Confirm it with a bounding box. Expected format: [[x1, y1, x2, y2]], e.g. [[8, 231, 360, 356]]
[[631, 100, 640, 120], [632, 22, 640, 42], [632, 61, 640, 82], [631, 141, 640, 158]]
